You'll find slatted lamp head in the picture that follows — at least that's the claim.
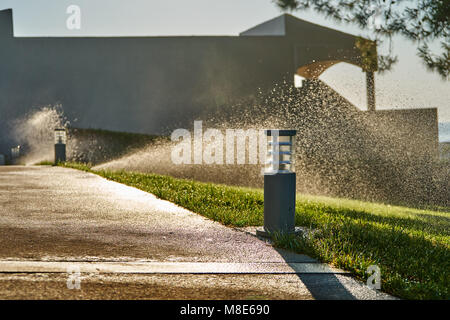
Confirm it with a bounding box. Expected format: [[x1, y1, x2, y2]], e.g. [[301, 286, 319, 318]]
[[54, 128, 67, 145], [265, 129, 296, 174]]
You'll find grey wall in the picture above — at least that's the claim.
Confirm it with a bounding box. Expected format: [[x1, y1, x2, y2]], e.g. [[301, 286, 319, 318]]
[[0, 9, 300, 153], [365, 108, 440, 161], [0, 9, 438, 165]]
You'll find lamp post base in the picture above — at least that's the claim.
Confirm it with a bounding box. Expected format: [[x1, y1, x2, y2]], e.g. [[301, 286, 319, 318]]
[[54, 144, 66, 164], [256, 226, 304, 239]]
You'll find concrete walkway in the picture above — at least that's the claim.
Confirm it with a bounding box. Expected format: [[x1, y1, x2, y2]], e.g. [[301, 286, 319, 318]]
[[0, 166, 393, 299]]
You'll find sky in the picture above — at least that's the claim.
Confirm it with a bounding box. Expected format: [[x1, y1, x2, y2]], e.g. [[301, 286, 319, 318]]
[[1, 0, 449, 126]]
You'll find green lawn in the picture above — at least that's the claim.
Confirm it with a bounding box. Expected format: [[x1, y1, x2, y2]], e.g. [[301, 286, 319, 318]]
[[60, 162, 449, 300]]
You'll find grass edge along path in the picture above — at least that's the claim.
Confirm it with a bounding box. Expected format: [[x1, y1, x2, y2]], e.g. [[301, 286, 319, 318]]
[[58, 162, 449, 300]]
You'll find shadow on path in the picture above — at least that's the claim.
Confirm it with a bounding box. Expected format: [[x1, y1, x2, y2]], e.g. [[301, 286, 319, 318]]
[[275, 248, 356, 300]]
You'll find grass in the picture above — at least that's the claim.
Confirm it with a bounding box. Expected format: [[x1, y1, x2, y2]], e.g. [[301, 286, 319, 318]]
[[59, 162, 449, 300], [35, 160, 55, 166]]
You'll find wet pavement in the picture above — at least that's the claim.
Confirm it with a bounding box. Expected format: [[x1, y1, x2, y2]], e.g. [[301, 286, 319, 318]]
[[0, 166, 394, 299]]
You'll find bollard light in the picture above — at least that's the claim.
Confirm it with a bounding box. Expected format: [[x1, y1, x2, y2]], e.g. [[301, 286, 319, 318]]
[[11, 145, 20, 159], [257, 130, 301, 238], [54, 128, 67, 163]]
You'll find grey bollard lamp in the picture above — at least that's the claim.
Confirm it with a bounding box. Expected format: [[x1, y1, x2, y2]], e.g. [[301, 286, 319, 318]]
[[256, 129, 302, 238]]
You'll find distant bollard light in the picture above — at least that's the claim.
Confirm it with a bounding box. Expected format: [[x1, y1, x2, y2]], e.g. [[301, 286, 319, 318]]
[[11, 146, 20, 159], [257, 130, 301, 238], [54, 128, 67, 163]]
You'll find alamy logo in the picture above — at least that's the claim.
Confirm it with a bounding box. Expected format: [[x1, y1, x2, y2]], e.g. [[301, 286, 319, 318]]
[[67, 265, 81, 290], [170, 121, 293, 175], [171, 121, 268, 166], [66, 5, 81, 30], [366, 265, 381, 290]]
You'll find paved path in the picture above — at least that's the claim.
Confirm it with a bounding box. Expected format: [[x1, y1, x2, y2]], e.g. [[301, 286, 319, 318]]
[[0, 166, 394, 299]]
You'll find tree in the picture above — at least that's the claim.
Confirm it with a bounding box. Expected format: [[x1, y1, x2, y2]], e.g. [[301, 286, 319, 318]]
[[273, 0, 449, 79]]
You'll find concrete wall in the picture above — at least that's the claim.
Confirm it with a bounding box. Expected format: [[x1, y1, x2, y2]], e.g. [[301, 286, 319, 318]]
[[0, 9, 294, 153], [0, 10, 369, 154], [363, 108, 440, 161], [439, 142, 450, 161], [0, 9, 439, 165]]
